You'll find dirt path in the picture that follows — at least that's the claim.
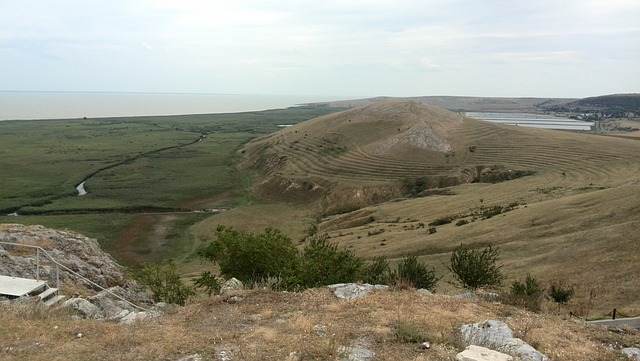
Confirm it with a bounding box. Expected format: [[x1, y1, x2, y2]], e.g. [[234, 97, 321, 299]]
[[113, 189, 235, 267], [113, 214, 178, 266]]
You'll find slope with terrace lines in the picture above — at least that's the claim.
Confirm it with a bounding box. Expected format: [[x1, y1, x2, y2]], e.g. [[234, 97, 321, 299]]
[[243, 100, 640, 204]]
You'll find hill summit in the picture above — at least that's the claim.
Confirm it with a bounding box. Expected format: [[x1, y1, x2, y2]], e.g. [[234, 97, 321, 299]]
[[242, 100, 531, 209]]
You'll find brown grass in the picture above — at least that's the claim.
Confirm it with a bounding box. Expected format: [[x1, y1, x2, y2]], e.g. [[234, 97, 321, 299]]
[[198, 101, 640, 318], [2, 288, 637, 360]]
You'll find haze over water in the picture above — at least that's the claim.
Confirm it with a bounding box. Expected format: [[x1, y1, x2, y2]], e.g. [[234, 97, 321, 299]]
[[0, 92, 346, 121]]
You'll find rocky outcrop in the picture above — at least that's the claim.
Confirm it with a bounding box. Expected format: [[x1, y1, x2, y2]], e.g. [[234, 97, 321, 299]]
[[456, 345, 513, 361], [62, 298, 105, 319], [623, 347, 640, 361], [328, 283, 389, 300], [460, 320, 548, 361], [339, 346, 375, 361], [0, 223, 154, 323], [0, 224, 149, 303], [220, 278, 244, 295]]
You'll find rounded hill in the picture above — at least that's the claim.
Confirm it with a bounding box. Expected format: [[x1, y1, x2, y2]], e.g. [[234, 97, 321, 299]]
[[243, 100, 637, 209]]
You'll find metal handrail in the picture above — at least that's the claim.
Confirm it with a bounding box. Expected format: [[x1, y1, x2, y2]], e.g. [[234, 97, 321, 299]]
[[0, 241, 148, 311]]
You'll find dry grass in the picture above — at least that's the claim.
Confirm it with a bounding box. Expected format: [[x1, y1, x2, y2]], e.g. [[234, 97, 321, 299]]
[[206, 101, 640, 317], [2, 288, 638, 360]]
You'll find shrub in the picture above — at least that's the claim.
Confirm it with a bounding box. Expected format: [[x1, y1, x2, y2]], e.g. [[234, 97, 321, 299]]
[[133, 259, 195, 306], [549, 281, 574, 304], [295, 237, 364, 288], [510, 274, 544, 311], [197, 226, 298, 285], [192, 271, 221, 296], [446, 245, 504, 290], [394, 321, 429, 343], [429, 216, 455, 226], [362, 256, 392, 285], [511, 274, 543, 297], [198, 226, 368, 291], [395, 256, 440, 292]]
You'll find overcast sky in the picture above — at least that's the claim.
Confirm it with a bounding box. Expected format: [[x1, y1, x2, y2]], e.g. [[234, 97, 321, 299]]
[[1, 0, 638, 98]]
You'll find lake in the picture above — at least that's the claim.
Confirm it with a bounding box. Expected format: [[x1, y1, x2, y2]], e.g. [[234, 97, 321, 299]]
[[0, 91, 349, 121], [465, 112, 594, 131]]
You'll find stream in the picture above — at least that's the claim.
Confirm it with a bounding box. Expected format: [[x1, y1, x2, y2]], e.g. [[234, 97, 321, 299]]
[[76, 181, 87, 196]]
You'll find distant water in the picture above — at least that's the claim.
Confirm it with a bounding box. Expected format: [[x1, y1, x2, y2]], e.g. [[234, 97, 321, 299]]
[[0, 91, 347, 121], [465, 112, 594, 131]]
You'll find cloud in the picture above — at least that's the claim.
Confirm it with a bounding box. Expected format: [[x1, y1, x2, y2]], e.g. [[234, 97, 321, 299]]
[[1, 0, 638, 96]]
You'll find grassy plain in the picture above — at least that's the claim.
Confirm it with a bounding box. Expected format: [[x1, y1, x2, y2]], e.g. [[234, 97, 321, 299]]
[[2, 98, 640, 318], [221, 100, 640, 317], [0, 106, 345, 263]]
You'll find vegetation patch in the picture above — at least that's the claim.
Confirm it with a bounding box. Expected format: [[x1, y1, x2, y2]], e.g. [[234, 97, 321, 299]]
[[470, 165, 535, 183], [403, 177, 461, 198]]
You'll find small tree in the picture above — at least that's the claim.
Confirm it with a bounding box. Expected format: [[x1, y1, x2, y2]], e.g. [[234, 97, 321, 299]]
[[510, 274, 544, 311], [295, 236, 364, 288], [549, 281, 574, 304], [134, 259, 195, 306], [446, 245, 504, 290], [192, 271, 221, 296], [511, 274, 543, 297], [395, 256, 440, 292], [362, 256, 392, 285], [196, 226, 298, 285]]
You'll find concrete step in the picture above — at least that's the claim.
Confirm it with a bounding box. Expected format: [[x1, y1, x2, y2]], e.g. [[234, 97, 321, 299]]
[[0, 275, 47, 297], [38, 287, 58, 301], [44, 295, 65, 308]]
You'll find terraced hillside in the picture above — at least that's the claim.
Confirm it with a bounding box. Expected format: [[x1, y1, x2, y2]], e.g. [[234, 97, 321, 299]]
[[244, 100, 638, 208], [237, 100, 640, 317]]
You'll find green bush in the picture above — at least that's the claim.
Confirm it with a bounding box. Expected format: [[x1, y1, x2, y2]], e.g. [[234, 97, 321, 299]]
[[510, 274, 544, 311], [446, 245, 504, 290], [133, 259, 195, 306], [362, 256, 392, 285], [198, 227, 367, 291], [428, 216, 455, 226], [549, 281, 574, 304], [192, 271, 221, 296], [511, 274, 543, 297], [393, 321, 429, 343], [395, 256, 440, 292], [197, 226, 298, 285], [295, 237, 364, 288]]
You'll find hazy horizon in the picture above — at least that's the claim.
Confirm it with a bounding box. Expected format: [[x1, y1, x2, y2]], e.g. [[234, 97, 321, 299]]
[[2, 1, 638, 98]]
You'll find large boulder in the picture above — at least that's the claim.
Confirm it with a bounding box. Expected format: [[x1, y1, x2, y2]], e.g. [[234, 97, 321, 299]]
[[339, 346, 375, 361], [0, 224, 152, 303], [460, 320, 549, 361], [0, 224, 126, 288], [623, 347, 640, 360], [62, 298, 104, 319], [220, 278, 244, 295], [456, 345, 513, 361], [328, 283, 389, 300]]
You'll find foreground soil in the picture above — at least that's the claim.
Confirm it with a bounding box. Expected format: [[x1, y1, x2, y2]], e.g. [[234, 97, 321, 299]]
[[2, 288, 638, 360]]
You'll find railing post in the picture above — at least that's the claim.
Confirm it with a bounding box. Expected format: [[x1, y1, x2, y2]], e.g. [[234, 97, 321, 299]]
[[36, 248, 40, 281]]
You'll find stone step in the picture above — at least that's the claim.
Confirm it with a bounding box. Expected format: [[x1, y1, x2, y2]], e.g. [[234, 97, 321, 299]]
[[38, 287, 58, 301], [44, 295, 65, 308]]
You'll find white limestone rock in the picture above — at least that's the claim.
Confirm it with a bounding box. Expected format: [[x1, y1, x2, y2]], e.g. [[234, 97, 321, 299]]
[[456, 345, 513, 361], [62, 298, 104, 319], [328, 283, 389, 300], [220, 278, 244, 295], [460, 320, 549, 361]]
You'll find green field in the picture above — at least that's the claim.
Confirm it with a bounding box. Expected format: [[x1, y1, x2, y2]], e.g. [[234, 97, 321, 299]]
[[0, 106, 345, 263]]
